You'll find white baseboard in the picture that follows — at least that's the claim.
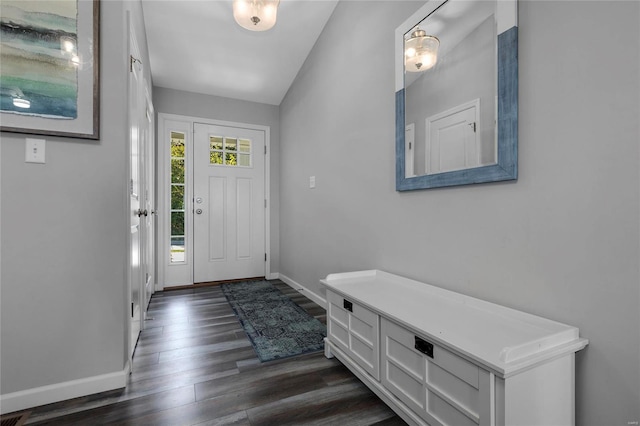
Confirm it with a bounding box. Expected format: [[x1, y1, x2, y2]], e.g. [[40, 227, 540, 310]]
[[266, 272, 279, 280], [0, 362, 129, 415], [278, 273, 327, 309]]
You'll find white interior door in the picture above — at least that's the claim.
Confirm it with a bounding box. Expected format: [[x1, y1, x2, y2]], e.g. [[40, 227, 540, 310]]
[[193, 123, 266, 283], [426, 100, 480, 174], [142, 85, 155, 315], [128, 23, 144, 357]]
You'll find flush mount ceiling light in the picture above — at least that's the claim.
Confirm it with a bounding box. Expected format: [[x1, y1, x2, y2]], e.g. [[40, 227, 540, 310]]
[[233, 0, 280, 31], [405, 28, 439, 72]]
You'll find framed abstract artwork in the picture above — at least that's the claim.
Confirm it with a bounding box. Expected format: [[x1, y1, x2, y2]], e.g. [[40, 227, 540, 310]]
[[0, 0, 100, 139]]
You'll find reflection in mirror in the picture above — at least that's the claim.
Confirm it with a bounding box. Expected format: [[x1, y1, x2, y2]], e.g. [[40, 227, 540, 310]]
[[405, 1, 496, 176], [395, 0, 518, 191]]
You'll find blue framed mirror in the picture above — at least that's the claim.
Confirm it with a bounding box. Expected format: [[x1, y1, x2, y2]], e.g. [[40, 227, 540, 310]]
[[395, 0, 518, 191]]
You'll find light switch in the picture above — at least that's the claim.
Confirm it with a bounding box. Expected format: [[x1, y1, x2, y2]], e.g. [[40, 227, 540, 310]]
[[25, 138, 45, 164], [309, 176, 316, 189]]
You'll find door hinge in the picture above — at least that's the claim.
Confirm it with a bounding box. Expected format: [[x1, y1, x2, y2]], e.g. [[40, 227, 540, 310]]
[[131, 302, 134, 317], [409, 142, 412, 150], [130, 55, 142, 72], [469, 122, 477, 133], [265, 253, 267, 262], [264, 199, 267, 208], [264, 146, 267, 155]]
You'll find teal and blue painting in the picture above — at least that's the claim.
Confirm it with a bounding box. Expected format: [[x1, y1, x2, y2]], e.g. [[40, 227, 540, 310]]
[[0, 1, 78, 119]]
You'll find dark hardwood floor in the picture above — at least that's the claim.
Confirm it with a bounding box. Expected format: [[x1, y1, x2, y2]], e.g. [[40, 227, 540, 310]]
[[18, 281, 406, 425]]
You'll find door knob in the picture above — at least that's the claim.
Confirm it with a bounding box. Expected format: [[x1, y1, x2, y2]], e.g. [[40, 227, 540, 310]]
[[195, 209, 203, 215]]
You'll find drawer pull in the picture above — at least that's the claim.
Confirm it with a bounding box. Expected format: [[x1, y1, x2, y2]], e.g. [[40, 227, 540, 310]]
[[415, 336, 434, 358], [343, 299, 353, 312]]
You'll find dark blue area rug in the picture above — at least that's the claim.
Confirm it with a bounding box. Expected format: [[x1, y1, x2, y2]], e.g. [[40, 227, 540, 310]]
[[221, 280, 327, 362]]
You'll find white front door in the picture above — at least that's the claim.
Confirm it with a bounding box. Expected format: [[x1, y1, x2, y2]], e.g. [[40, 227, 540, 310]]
[[193, 123, 266, 283]]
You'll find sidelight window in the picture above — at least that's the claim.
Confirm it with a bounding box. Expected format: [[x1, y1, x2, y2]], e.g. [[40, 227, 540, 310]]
[[170, 131, 186, 263]]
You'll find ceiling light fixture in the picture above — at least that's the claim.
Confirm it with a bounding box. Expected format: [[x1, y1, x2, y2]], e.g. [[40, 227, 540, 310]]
[[233, 0, 280, 31], [405, 28, 439, 72]]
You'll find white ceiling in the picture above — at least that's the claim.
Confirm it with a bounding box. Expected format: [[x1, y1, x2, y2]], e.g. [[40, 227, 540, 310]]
[[141, 0, 339, 105]]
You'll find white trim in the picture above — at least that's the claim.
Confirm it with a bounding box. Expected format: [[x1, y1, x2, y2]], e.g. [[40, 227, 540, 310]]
[[496, 0, 518, 34], [157, 113, 272, 288], [278, 273, 327, 309], [0, 363, 129, 415]]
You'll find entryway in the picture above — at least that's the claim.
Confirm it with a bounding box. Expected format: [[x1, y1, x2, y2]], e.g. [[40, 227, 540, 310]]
[[159, 115, 271, 288]]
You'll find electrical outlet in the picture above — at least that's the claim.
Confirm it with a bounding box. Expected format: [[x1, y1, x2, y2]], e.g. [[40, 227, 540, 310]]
[[25, 138, 45, 164], [309, 176, 316, 189]]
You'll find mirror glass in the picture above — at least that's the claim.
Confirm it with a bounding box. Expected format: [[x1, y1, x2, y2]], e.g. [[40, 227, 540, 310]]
[[395, 0, 518, 191]]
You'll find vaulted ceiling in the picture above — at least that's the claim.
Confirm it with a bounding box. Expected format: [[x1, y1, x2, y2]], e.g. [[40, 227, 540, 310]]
[[141, 0, 339, 105]]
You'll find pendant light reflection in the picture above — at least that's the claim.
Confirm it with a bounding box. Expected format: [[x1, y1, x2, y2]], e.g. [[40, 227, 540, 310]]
[[4, 87, 31, 109], [405, 28, 439, 72], [13, 97, 31, 109], [60, 36, 81, 67], [233, 0, 280, 31]]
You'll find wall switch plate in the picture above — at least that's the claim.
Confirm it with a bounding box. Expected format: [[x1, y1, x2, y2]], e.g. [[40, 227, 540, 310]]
[[25, 138, 46, 164], [309, 176, 316, 189]]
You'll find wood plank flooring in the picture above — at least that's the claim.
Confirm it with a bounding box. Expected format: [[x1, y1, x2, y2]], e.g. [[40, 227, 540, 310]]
[[19, 281, 406, 425]]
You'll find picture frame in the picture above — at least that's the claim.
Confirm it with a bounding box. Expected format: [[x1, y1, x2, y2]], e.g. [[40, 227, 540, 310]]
[[0, 0, 100, 140]]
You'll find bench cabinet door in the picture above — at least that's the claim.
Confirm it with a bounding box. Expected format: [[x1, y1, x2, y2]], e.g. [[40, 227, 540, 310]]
[[327, 290, 380, 380], [381, 318, 493, 426]]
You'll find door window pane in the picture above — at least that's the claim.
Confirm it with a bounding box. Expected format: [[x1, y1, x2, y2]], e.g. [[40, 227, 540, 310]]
[[210, 151, 223, 164], [225, 152, 237, 165], [238, 153, 250, 166], [210, 136, 223, 150], [239, 139, 251, 153], [171, 211, 185, 237], [171, 132, 185, 157], [171, 185, 184, 209], [225, 138, 237, 151], [171, 159, 185, 183], [170, 236, 185, 263]]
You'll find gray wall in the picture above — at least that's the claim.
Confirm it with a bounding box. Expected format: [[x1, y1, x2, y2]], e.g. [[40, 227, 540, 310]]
[[153, 87, 281, 273], [1, 0, 151, 397], [279, 1, 639, 424]]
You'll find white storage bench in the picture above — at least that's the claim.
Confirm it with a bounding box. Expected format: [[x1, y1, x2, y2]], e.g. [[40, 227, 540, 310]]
[[321, 270, 588, 426]]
